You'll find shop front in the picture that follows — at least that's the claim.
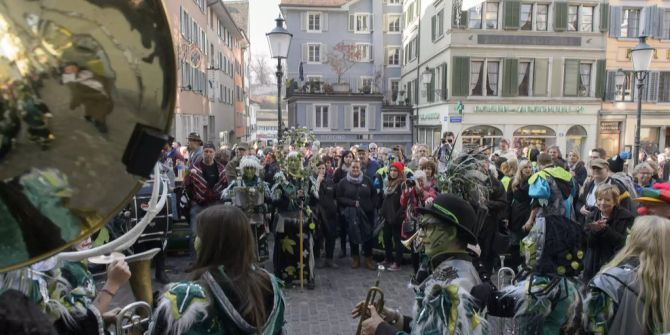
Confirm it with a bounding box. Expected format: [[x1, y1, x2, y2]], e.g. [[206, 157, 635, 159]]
[[416, 108, 446, 152], [445, 102, 599, 157], [598, 112, 670, 159]]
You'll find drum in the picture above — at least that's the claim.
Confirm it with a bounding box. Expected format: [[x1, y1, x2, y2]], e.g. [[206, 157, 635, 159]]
[[129, 180, 176, 253], [232, 186, 265, 210]]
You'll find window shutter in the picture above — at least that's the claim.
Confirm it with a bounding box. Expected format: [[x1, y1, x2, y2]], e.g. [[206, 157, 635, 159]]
[[428, 69, 436, 102], [599, 4, 609, 32], [605, 71, 615, 101], [502, 58, 519, 97], [595, 59, 606, 99], [307, 106, 314, 128], [301, 12, 307, 31], [431, 15, 437, 41], [349, 14, 355, 31], [554, 2, 568, 32], [414, 79, 419, 105], [323, 13, 329, 31], [383, 14, 388, 32], [609, 7, 622, 37], [533, 59, 549, 96], [452, 4, 467, 28], [563, 59, 579, 96], [331, 106, 339, 130], [441, 63, 448, 100], [370, 14, 374, 32], [503, 0, 520, 30], [302, 44, 308, 62], [321, 43, 327, 64], [369, 106, 376, 129], [647, 72, 659, 102], [344, 106, 352, 129], [451, 56, 470, 96]]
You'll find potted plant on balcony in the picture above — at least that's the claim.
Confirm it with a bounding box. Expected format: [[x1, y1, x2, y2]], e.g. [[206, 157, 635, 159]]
[[308, 79, 321, 93], [359, 85, 371, 94], [326, 42, 362, 93], [323, 83, 334, 94]]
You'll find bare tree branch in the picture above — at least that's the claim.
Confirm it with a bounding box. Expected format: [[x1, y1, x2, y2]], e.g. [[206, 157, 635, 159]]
[[250, 55, 274, 85]]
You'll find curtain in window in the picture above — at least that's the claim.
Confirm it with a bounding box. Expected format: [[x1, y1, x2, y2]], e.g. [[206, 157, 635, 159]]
[[520, 4, 532, 30], [487, 62, 499, 96], [578, 64, 591, 97], [518, 62, 530, 96], [471, 61, 484, 95]]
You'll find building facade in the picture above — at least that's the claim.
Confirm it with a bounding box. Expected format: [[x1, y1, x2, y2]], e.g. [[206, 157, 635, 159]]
[[402, 0, 608, 157], [600, 0, 670, 157], [279, 0, 412, 150], [167, 0, 248, 146]]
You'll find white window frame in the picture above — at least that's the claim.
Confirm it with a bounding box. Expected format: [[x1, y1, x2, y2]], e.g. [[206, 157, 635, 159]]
[[520, 3, 533, 30], [355, 13, 371, 33], [389, 78, 401, 103], [360, 76, 374, 91], [306, 43, 322, 64], [579, 5, 594, 32], [469, 58, 501, 97], [387, 0, 401, 5], [307, 12, 322, 32], [484, 2, 499, 30], [432, 9, 445, 41], [535, 3, 549, 32], [387, 14, 401, 33], [387, 46, 400, 66], [567, 4, 579, 31], [314, 104, 330, 129], [356, 43, 372, 62], [621, 8, 641, 38], [352, 105, 368, 129], [562, 59, 595, 97], [382, 113, 408, 130]]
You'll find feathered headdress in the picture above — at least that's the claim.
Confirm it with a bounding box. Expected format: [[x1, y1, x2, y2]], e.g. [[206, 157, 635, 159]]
[[239, 156, 263, 172]]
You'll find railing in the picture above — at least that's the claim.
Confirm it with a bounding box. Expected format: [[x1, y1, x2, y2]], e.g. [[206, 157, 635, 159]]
[[284, 76, 391, 97]]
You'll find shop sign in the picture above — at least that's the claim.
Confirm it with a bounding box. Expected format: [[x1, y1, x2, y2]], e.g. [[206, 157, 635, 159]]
[[319, 134, 347, 141], [449, 116, 463, 123], [474, 105, 585, 113], [600, 121, 620, 134], [419, 112, 440, 121]]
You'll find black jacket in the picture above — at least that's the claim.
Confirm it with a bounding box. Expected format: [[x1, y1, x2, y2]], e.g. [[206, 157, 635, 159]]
[[506, 182, 532, 235], [380, 184, 404, 226], [336, 175, 374, 214], [570, 161, 588, 186], [583, 206, 635, 281], [333, 166, 348, 184], [316, 175, 338, 217]]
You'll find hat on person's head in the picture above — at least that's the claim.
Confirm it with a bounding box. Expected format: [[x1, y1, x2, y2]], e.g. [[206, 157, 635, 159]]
[[636, 183, 670, 205], [188, 132, 203, 143], [237, 142, 249, 150], [390, 161, 404, 172], [589, 158, 609, 170], [416, 194, 478, 244], [203, 142, 216, 150], [357, 144, 368, 152]]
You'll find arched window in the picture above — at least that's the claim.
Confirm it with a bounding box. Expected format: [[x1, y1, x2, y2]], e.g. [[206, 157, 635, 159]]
[[513, 125, 556, 151], [566, 125, 587, 158], [461, 125, 503, 151]]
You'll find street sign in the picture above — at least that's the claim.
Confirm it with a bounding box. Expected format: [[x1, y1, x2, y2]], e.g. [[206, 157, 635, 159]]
[[449, 116, 463, 123]]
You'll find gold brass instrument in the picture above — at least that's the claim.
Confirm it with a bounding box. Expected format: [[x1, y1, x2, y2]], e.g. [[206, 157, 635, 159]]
[[401, 230, 420, 250], [356, 272, 385, 335], [497, 255, 515, 289]]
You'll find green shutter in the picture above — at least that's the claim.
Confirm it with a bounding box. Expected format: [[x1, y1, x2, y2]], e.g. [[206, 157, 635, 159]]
[[452, 4, 467, 28], [554, 2, 568, 31], [503, 1, 520, 30], [533, 59, 549, 96], [563, 59, 579, 96], [595, 59, 606, 99], [428, 69, 436, 102], [431, 15, 437, 41], [599, 4, 609, 32], [502, 59, 519, 97], [452, 57, 470, 96]]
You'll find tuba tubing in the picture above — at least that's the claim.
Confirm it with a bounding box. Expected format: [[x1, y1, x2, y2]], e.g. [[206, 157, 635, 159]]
[[57, 164, 167, 262], [496, 255, 515, 290]]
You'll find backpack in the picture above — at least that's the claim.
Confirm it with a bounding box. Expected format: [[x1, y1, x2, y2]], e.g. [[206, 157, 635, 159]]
[[609, 172, 638, 199]]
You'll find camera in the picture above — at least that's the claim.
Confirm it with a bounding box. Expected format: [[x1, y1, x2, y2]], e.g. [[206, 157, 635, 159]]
[[406, 179, 416, 188]]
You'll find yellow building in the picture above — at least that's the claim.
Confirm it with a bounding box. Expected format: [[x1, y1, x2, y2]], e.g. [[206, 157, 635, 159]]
[[599, 1, 670, 157]]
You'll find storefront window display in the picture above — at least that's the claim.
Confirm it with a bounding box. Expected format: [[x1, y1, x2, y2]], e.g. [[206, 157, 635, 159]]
[[598, 121, 621, 157], [513, 125, 556, 152], [462, 125, 503, 151], [566, 125, 587, 158]]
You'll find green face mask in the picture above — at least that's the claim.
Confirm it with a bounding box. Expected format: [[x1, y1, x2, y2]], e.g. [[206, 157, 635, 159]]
[[288, 156, 301, 174], [243, 167, 256, 179], [418, 214, 458, 257]]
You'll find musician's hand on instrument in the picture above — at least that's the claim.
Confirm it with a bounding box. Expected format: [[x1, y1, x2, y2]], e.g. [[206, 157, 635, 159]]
[[101, 307, 122, 325], [361, 305, 384, 335], [351, 301, 366, 318], [106, 259, 131, 291]]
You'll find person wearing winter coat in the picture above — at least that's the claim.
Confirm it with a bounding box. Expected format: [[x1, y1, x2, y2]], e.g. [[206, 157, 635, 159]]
[[506, 160, 533, 270], [583, 184, 635, 282], [336, 160, 376, 270], [379, 162, 406, 271], [567, 150, 588, 187], [312, 161, 339, 268], [400, 170, 437, 273]]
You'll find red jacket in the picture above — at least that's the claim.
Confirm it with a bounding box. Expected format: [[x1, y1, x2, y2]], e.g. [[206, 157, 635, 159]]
[[185, 160, 227, 206], [400, 185, 437, 239]]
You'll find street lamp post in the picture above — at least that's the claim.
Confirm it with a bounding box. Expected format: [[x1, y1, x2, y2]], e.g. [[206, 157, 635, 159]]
[[266, 15, 292, 143], [630, 36, 655, 166]]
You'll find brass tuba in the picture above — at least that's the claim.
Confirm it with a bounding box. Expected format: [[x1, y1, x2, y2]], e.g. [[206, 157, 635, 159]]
[[0, 0, 176, 332]]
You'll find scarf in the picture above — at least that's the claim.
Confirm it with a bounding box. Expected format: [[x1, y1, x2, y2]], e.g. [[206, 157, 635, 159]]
[[346, 171, 364, 184], [384, 177, 402, 195]]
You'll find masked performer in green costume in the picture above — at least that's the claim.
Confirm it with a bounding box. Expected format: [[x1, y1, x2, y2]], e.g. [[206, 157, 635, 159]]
[[353, 194, 487, 335]]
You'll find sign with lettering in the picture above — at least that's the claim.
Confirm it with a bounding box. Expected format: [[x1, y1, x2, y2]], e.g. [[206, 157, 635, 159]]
[[474, 105, 585, 113], [319, 134, 347, 141], [419, 112, 440, 121], [449, 116, 463, 123]]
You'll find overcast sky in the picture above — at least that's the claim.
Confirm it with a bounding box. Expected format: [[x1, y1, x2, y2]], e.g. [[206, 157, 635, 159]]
[[249, 0, 281, 58]]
